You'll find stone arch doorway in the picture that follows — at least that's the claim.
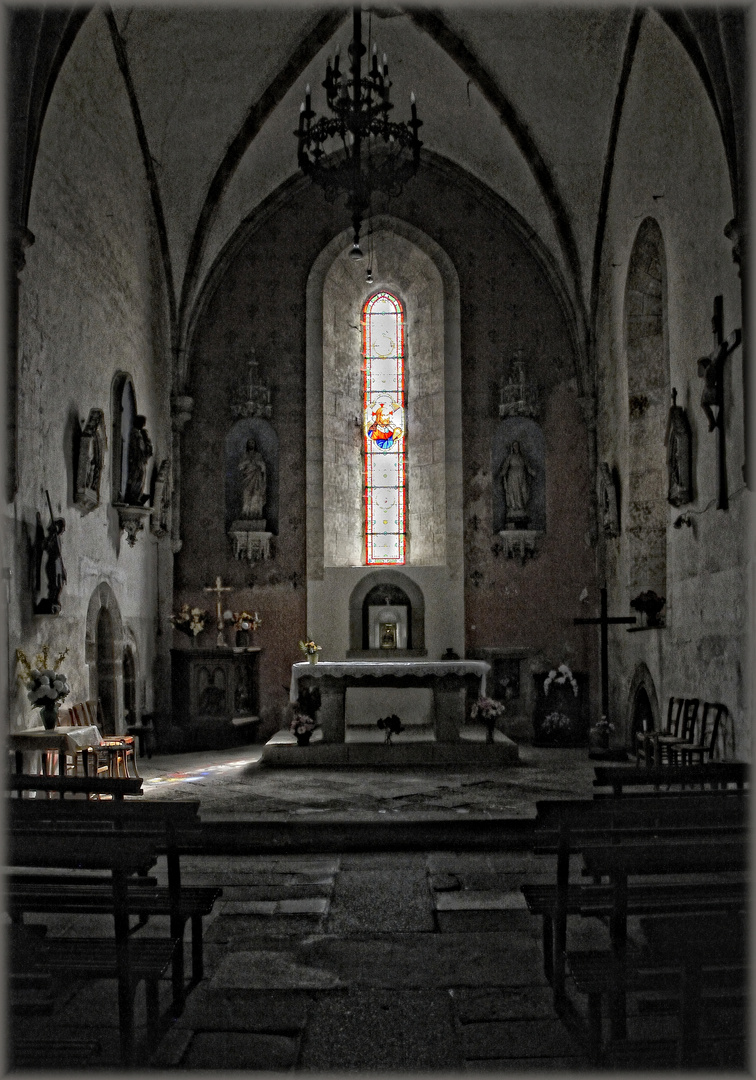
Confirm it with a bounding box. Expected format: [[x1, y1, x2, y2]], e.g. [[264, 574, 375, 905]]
[[85, 582, 125, 736], [626, 662, 661, 753], [96, 607, 117, 735], [123, 644, 137, 727], [623, 218, 669, 598]]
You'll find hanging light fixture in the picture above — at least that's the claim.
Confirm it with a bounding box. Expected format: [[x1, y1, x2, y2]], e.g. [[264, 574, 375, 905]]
[[295, 6, 423, 259]]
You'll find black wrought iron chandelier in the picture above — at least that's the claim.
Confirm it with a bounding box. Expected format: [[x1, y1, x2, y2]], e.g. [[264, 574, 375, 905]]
[[296, 6, 423, 259]]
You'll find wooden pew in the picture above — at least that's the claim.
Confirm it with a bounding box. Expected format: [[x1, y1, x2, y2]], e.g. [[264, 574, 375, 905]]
[[7, 789, 222, 993], [593, 761, 748, 797], [521, 792, 748, 1008], [571, 833, 748, 1064], [8, 772, 143, 799], [7, 829, 178, 1066]]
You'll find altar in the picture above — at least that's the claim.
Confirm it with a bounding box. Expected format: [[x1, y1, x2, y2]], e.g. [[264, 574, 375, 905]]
[[260, 659, 519, 767]]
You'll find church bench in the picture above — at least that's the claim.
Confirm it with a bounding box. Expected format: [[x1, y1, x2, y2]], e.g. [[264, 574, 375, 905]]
[[8, 771, 143, 799], [573, 834, 747, 1049], [592, 761, 748, 796], [6, 830, 180, 1066], [522, 793, 748, 1005], [567, 943, 747, 1065], [7, 797, 221, 990]]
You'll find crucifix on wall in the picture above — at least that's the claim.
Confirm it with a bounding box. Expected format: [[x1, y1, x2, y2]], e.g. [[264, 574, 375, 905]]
[[697, 295, 741, 510], [574, 586, 636, 722], [204, 575, 232, 647]]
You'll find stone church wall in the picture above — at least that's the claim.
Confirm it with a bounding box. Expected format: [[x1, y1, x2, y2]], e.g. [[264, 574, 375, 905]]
[[7, 11, 171, 732], [595, 12, 750, 758], [177, 160, 596, 738]]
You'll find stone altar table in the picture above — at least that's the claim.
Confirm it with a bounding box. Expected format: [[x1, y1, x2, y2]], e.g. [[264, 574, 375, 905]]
[[289, 659, 490, 744]]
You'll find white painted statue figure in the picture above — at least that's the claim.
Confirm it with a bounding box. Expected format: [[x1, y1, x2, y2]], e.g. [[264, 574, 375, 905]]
[[500, 440, 535, 522], [238, 436, 266, 519]]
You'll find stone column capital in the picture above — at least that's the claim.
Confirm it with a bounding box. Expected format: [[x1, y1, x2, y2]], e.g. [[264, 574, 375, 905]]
[[171, 395, 194, 432], [8, 223, 34, 276]]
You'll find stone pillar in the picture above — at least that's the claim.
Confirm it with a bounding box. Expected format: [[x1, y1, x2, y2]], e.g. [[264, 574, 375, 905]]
[[432, 675, 465, 742], [170, 393, 193, 554], [300, 674, 346, 743], [7, 224, 34, 501]]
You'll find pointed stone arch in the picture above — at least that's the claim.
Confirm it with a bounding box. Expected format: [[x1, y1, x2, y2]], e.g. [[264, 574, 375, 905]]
[[623, 217, 669, 597], [85, 581, 126, 735], [626, 661, 661, 751]]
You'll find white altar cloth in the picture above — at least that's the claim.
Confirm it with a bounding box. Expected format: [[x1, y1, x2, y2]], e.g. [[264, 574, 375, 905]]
[[290, 659, 489, 702]]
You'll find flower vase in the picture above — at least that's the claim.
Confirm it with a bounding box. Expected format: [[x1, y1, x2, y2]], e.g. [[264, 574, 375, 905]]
[[307, 653, 318, 665], [485, 723, 495, 744], [39, 704, 59, 731], [296, 732, 312, 746]]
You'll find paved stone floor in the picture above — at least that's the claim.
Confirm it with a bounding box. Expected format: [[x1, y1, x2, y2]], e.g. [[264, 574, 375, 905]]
[[136, 743, 599, 819], [8, 746, 747, 1072]]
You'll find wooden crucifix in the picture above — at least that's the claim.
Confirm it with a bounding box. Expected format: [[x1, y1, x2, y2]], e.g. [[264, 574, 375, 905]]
[[697, 295, 741, 510], [204, 575, 232, 647], [574, 586, 636, 721]]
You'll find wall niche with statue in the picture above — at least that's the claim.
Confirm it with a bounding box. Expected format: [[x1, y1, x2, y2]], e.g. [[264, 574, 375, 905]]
[[491, 418, 546, 559], [225, 418, 279, 561]]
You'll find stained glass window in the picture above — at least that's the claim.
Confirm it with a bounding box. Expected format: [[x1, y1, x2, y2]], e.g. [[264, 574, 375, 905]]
[[363, 292, 406, 564]]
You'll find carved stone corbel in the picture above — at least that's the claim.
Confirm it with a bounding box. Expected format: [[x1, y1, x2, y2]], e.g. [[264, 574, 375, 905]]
[[114, 503, 153, 546]]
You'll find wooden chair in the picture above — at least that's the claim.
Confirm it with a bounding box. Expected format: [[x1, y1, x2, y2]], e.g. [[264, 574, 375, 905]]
[[649, 697, 698, 768], [89, 700, 139, 779], [672, 702, 727, 766]]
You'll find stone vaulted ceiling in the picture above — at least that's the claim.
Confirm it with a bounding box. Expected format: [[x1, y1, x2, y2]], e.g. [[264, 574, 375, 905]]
[[9, 4, 746, 372]]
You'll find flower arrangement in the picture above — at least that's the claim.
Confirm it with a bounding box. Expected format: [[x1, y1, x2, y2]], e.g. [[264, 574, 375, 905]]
[[590, 716, 615, 749], [289, 685, 321, 742], [170, 604, 208, 637], [16, 645, 70, 727], [298, 639, 322, 657], [290, 712, 318, 738], [541, 711, 575, 737], [377, 713, 403, 743], [471, 695, 506, 743], [230, 611, 261, 633], [544, 663, 578, 697], [470, 697, 506, 723]]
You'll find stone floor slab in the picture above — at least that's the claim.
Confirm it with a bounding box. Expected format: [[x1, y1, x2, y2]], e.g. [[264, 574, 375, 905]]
[[298, 989, 464, 1072], [299, 932, 548, 988], [450, 986, 556, 1022], [177, 987, 310, 1032], [437, 910, 543, 935], [325, 867, 435, 933], [181, 1030, 300, 1069], [208, 949, 345, 990], [206, 913, 327, 942], [462, 1018, 585, 1059], [435, 889, 528, 910], [465, 1056, 593, 1071]]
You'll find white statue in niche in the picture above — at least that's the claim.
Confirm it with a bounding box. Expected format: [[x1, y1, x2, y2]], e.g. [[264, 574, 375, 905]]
[[500, 440, 535, 526], [238, 437, 267, 520]]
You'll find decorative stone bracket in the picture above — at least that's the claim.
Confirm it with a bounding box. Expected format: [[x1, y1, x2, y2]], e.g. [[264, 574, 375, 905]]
[[229, 522, 273, 561], [114, 503, 153, 546], [498, 529, 542, 563]]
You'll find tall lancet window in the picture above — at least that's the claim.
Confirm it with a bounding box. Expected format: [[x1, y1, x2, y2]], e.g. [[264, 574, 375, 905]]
[[363, 292, 407, 564]]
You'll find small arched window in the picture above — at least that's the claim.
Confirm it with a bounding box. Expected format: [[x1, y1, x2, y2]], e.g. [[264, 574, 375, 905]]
[[362, 292, 406, 564]]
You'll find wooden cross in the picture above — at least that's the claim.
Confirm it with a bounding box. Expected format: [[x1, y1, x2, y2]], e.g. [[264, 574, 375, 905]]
[[574, 586, 636, 722], [697, 295, 741, 510], [204, 575, 232, 646]]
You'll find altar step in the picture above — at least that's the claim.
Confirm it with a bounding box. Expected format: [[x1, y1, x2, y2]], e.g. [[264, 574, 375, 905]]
[[259, 725, 518, 767]]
